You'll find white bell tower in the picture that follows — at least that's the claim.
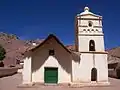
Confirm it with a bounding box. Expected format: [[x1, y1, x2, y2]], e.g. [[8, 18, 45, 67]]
[[75, 7, 104, 52], [74, 7, 109, 83]]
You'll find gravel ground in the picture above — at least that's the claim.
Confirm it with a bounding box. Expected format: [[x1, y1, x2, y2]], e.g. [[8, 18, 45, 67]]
[[0, 73, 120, 90]]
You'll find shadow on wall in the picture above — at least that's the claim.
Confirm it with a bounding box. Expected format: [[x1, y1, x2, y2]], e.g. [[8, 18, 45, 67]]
[[71, 52, 81, 64], [31, 47, 72, 74], [31, 38, 81, 75], [53, 49, 72, 74], [31, 49, 48, 73]]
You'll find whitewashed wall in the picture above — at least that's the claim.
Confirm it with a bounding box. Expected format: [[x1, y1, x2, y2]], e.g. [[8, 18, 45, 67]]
[[78, 36, 105, 52], [22, 57, 32, 84], [72, 53, 108, 83], [31, 38, 72, 84]]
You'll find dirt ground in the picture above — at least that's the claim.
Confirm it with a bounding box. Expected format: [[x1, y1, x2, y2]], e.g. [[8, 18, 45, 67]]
[[0, 73, 120, 90]]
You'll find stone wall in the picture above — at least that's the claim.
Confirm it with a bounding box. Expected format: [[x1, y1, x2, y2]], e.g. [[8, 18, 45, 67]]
[[0, 67, 18, 77]]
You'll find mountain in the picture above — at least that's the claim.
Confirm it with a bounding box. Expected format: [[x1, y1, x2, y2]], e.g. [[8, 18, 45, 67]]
[[0, 32, 43, 66], [0, 32, 119, 67], [0, 32, 26, 66], [107, 47, 120, 64]]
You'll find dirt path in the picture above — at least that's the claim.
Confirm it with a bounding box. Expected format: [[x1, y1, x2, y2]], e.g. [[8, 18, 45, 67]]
[[0, 73, 21, 90], [0, 73, 120, 90]]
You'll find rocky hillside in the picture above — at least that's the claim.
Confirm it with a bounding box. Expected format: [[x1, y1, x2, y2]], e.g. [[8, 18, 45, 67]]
[[0, 32, 45, 66], [107, 47, 120, 64], [0, 32, 26, 66], [0, 32, 120, 67]]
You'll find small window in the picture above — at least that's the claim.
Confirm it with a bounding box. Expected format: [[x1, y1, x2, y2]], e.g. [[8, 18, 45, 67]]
[[83, 29, 86, 31], [49, 49, 55, 55], [88, 21, 93, 27], [96, 29, 98, 31], [89, 40, 95, 51]]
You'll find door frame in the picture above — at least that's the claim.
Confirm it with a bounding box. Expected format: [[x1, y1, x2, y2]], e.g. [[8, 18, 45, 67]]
[[91, 67, 97, 81], [44, 67, 58, 84]]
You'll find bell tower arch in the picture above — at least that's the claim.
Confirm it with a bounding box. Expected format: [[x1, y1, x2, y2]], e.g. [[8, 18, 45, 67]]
[[75, 7, 104, 52], [74, 7, 109, 83]]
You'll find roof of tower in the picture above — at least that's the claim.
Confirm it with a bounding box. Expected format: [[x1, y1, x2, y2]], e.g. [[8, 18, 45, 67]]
[[77, 7, 102, 17]]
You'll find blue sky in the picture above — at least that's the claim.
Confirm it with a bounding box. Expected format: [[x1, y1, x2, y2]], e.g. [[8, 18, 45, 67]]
[[0, 0, 120, 49]]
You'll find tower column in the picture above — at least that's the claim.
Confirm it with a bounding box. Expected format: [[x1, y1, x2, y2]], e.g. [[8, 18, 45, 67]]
[[74, 7, 109, 84]]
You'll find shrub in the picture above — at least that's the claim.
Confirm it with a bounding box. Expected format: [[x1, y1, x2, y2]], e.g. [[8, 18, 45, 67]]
[[0, 45, 6, 67]]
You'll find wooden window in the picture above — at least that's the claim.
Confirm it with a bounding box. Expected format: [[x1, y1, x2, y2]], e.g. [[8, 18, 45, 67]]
[[49, 49, 55, 55]]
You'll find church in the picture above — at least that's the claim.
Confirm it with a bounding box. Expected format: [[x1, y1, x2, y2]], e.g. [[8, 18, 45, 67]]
[[22, 7, 109, 86]]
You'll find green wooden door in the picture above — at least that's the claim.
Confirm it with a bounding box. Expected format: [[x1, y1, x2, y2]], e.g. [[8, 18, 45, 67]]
[[44, 67, 58, 83]]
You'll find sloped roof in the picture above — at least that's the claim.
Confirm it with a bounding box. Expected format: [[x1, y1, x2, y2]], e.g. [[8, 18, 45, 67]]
[[25, 34, 71, 53]]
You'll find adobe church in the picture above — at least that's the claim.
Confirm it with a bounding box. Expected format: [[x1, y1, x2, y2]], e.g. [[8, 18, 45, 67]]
[[22, 7, 109, 86]]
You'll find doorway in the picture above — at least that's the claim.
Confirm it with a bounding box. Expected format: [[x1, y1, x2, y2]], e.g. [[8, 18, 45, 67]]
[[91, 68, 97, 81], [44, 67, 58, 83]]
